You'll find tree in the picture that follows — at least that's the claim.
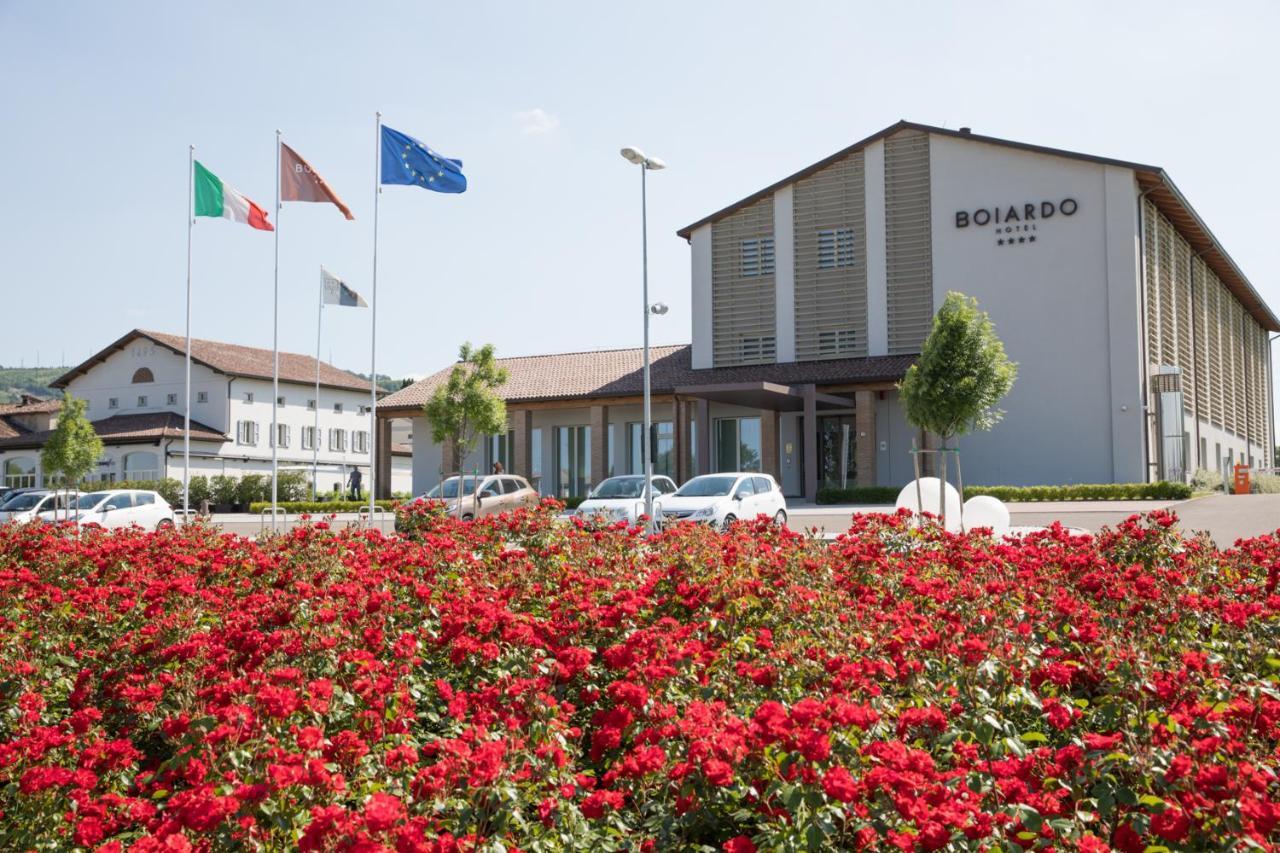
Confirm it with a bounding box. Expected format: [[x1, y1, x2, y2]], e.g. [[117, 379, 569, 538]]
[[424, 342, 509, 477], [40, 393, 103, 519], [899, 292, 1017, 524]]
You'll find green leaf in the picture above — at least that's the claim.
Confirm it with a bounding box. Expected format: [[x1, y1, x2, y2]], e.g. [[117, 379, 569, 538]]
[[1020, 731, 1048, 744]]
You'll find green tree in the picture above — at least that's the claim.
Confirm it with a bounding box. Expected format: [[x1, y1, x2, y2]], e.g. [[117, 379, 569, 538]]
[[40, 394, 104, 518], [424, 342, 509, 475], [899, 292, 1017, 523]]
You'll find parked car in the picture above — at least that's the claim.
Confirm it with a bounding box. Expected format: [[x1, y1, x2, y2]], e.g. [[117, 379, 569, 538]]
[[575, 475, 678, 524], [44, 489, 176, 531], [0, 489, 82, 523], [417, 474, 538, 520], [655, 473, 787, 530]]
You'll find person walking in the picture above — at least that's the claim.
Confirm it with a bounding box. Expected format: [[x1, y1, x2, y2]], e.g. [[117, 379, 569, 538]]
[[347, 468, 363, 500]]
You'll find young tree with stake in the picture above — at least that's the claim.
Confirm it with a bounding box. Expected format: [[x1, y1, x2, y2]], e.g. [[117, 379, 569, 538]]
[[424, 343, 509, 518], [40, 394, 104, 522], [899, 291, 1017, 528]]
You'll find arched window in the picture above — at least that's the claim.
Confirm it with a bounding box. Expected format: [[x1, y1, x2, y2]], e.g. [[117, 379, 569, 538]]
[[131, 368, 154, 383], [3, 457, 37, 488], [122, 451, 159, 482]]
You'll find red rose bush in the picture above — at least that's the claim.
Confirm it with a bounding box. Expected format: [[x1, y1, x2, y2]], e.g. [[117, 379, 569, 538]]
[[1, 504, 1278, 850]]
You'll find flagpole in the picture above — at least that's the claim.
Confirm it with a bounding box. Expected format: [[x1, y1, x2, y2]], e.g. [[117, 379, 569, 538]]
[[313, 270, 322, 501], [271, 130, 281, 530], [369, 112, 381, 524], [183, 144, 194, 522]]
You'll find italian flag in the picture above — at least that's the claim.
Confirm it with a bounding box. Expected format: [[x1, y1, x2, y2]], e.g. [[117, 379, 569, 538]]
[[194, 160, 273, 231]]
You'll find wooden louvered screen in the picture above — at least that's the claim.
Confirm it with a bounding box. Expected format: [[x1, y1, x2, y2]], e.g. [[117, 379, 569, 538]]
[[793, 152, 867, 361], [1173, 237, 1193, 414], [711, 197, 777, 367], [1143, 200, 1160, 366], [1209, 275, 1224, 427], [1157, 216, 1176, 367], [884, 130, 933, 355], [1191, 258, 1209, 419]]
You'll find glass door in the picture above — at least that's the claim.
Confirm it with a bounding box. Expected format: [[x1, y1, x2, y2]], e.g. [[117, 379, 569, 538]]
[[817, 415, 856, 488], [714, 417, 762, 472], [554, 425, 591, 497]]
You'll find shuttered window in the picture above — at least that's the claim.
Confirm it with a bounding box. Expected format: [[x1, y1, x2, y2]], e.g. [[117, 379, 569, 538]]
[[1143, 200, 1160, 367], [793, 152, 867, 362], [712, 197, 776, 367], [884, 130, 933, 355]]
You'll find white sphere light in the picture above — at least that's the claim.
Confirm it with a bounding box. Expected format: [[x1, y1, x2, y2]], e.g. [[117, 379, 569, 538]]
[[895, 478, 962, 532], [962, 495, 1010, 534]]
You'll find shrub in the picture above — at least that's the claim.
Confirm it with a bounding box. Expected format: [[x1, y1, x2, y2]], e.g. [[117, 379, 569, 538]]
[[1253, 473, 1280, 494], [235, 474, 267, 506], [815, 486, 899, 505], [247, 499, 399, 514], [187, 475, 211, 506], [1191, 467, 1224, 493], [273, 470, 310, 502], [0, 509, 1277, 848], [210, 475, 238, 506]]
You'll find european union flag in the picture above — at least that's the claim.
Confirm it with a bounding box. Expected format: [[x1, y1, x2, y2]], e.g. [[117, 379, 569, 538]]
[[380, 125, 466, 193]]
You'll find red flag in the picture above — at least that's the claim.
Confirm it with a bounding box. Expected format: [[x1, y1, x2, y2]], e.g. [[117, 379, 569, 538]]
[[280, 142, 354, 220]]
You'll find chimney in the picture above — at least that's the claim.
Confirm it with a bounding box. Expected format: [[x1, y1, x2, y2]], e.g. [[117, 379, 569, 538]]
[[959, 127, 972, 135]]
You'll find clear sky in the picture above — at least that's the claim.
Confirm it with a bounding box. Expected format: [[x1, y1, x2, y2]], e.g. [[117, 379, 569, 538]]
[[2, 1, 1277, 398]]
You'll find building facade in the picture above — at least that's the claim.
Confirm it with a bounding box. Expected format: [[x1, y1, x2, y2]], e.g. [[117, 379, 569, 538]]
[[0, 329, 412, 494], [379, 121, 1275, 500]]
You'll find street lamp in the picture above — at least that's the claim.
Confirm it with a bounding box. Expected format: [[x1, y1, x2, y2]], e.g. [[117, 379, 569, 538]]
[[621, 146, 665, 531]]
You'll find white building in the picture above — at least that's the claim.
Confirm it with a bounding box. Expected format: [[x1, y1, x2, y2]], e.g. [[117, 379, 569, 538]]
[[380, 121, 1276, 498], [0, 329, 412, 495]]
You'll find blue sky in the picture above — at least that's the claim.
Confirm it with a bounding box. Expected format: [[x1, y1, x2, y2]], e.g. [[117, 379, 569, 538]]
[[2, 1, 1278, 393]]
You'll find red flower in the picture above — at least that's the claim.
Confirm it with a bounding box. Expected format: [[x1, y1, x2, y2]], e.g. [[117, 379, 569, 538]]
[[1150, 806, 1190, 842], [723, 836, 757, 853], [822, 765, 858, 803], [364, 791, 405, 832], [702, 758, 735, 787]]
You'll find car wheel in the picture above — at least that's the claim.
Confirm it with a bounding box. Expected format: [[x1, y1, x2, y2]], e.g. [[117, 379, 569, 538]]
[[462, 513, 474, 521], [774, 509, 787, 526], [720, 513, 736, 531], [156, 519, 174, 532]]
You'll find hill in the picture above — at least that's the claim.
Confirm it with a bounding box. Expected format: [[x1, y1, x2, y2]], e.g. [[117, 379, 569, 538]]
[[0, 366, 67, 404]]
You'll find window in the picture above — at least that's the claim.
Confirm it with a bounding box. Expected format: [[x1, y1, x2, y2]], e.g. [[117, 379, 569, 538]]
[[3, 457, 37, 489], [329, 428, 347, 452], [166, 393, 178, 406], [531, 428, 543, 489], [122, 451, 159, 480], [276, 396, 286, 406], [627, 421, 674, 478], [137, 395, 148, 408], [237, 421, 259, 446], [817, 329, 857, 356], [501, 477, 522, 493], [301, 426, 317, 451], [554, 425, 590, 498], [360, 405, 371, 415], [244, 392, 254, 404], [108, 397, 119, 410], [307, 399, 316, 411], [197, 391, 208, 404], [135, 492, 155, 506], [740, 336, 777, 362], [715, 417, 762, 473], [488, 430, 515, 471], [817, 228, 856, 269], [271, 424, 290, 448], [333, 403, 343, 414], [131, 368, 154, 383], [353, 430, 368, 454], [740, 237, 775, 277]]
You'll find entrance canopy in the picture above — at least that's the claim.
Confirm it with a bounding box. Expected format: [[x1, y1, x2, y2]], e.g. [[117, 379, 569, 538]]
[[674, 381, 854, 411]]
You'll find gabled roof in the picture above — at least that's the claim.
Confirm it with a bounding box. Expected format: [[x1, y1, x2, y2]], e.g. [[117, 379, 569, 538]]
[[0, 397, 61, 440], [52, 330, 372, 392], [0, 412, 225, 450], [377, 344, 914, 414], [676, 120, 1278, 331]]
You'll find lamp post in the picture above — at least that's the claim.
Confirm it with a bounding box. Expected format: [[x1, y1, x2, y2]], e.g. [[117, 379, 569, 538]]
[[620, 146, 666, 532]]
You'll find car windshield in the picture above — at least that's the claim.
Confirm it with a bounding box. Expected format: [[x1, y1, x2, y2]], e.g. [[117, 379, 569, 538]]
[[75, 492, 111, 510], [590, 477, 645, 499], [675, 476, 738, 497], [0, 493, 44, 511], [426, 477, 478, 499]]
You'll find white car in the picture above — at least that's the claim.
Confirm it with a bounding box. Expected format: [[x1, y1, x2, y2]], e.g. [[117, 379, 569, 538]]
[[576, 475, 678, 524], [656, 473, 787, 530], [44, 489, 176, 531], [0, 489, 82, 523]]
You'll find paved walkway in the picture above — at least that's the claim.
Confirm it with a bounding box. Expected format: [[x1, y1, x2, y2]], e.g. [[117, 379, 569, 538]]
[[788, 494, 1280, 547]]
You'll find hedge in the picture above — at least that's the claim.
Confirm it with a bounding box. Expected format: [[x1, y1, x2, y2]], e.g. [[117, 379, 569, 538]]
[[816, 480, 1192, 505], [247, 499, 399, 514]]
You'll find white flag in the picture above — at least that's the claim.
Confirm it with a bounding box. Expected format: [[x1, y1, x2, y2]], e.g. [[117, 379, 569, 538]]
[[321, 267, 368, 307]]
